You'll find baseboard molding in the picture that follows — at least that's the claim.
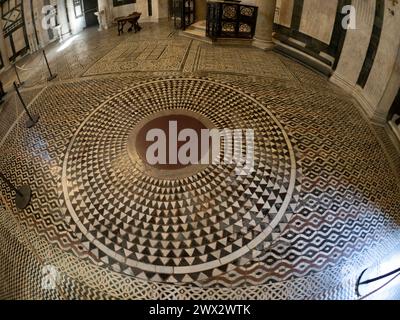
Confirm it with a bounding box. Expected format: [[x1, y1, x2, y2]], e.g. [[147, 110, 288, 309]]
[[330, 72, 387, 125], [274, 41, 332, 77], [140, 17, 161, 23], [330, 72, 355, 94]]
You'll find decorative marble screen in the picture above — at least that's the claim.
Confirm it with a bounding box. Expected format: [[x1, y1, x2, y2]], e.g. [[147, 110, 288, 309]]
[[299, 0, 338, 44]]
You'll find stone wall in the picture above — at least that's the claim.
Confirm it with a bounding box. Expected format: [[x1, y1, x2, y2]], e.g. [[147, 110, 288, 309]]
[[275, 0, 339, 44], [274, 0, 400, 123], [299, 0, 337, 44], [110, 0, 162, 22], [0, 0, 170, 68], [331, 0, 400, 123], [274, 0, 346, 69]]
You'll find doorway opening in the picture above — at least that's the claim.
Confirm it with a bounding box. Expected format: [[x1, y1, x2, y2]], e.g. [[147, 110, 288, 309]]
[[82, 0, 98, 28]]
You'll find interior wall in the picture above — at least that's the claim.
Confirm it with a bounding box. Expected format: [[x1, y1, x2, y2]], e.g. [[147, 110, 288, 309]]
[[332, 0, 400, 123], [111, 2, 136, 18], [299, 0, 338, 44], [1, 0, 399, 125], [110, 0, 159, 22], [273, 0, 400, 124], [274, 0, 349, 69], [57, 0, 70, 36], [157, 0, 169, 20], [377, 48, 400, 121], [275, 0, 340, 43], [331, 0, 375, 87], [0, 0, 30, 61], [66, 0, 86, 35], [195, 0, 206, 21], [23, 0, 38, 53], [0, 0, 170, 69], [275, 0, 294, 27]]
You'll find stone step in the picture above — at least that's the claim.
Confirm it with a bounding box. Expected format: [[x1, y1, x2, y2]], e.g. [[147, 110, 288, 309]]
[[181, 24, 254, 47], [181, 19, 254, 47], [191, 20, 207, 31], [180, 28, 212, 44], [181, 20, 208, 41]]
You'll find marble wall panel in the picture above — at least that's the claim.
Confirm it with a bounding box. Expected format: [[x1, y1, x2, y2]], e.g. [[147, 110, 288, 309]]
[[333, 0, 376, 86], [66, 0, 86, 35], [363, 1, 400, 120], [275, 0, 294, 28], [299, 0, 338, 44]]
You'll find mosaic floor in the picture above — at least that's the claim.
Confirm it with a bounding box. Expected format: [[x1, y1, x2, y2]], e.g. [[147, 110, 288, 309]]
[[0, 22, 400, 300]]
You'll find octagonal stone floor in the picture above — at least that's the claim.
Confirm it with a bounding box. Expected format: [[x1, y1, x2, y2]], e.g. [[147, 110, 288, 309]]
[[0, 22, 400, 300]]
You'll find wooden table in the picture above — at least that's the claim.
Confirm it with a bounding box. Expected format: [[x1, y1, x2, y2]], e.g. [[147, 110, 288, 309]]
[[115, 12, 142, 36]]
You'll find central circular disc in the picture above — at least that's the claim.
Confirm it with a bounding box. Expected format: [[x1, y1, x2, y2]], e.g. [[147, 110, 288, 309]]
[[127, 110, 214, 179], [135, 114, 207, 170], [62, 78, 298, 283]]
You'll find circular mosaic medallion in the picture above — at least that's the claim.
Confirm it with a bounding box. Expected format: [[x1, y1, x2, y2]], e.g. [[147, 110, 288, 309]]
[[127, 110, 214, 179], [62, 78, 298, 282]]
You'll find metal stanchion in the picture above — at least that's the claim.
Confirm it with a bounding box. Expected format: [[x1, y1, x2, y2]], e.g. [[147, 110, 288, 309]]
[[13, 63, 24, 88], [0, 172, 31, 209], [14, 82, 40, 128], [42, 50, 57, 81]]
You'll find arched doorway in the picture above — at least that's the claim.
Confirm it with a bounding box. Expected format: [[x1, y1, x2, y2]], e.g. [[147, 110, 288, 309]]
[[82, 0, 98, 28]]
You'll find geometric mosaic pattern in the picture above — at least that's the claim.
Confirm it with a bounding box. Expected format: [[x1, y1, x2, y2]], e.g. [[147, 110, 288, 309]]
[[195, 45, 296, 80], [61, 78, 301, 282], [1, 24, 178, 91], [84, 39, 191, 76], [0, 22, 400, 299]]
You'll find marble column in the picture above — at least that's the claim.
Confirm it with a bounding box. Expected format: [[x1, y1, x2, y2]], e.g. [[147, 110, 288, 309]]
[[97, 0, 112, 29], [253, 0, 277, 50]]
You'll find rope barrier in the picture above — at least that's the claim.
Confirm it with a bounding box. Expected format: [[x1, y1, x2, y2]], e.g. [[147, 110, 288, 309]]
[[13, 53, 44, 73], [14, 82, 40, 128], [0, 91, 67, 299], [16, 64, 43, 72], [11, 49, 56, 89], [0, 88, 94, 299]]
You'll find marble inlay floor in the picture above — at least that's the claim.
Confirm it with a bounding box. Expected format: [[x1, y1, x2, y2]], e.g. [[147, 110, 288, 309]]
[[84, 39, 191, 75], [0, 22, 400, 300]]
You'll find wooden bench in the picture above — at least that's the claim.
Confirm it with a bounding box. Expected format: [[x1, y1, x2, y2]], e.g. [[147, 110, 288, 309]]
[[115, 12, 142, 36]]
